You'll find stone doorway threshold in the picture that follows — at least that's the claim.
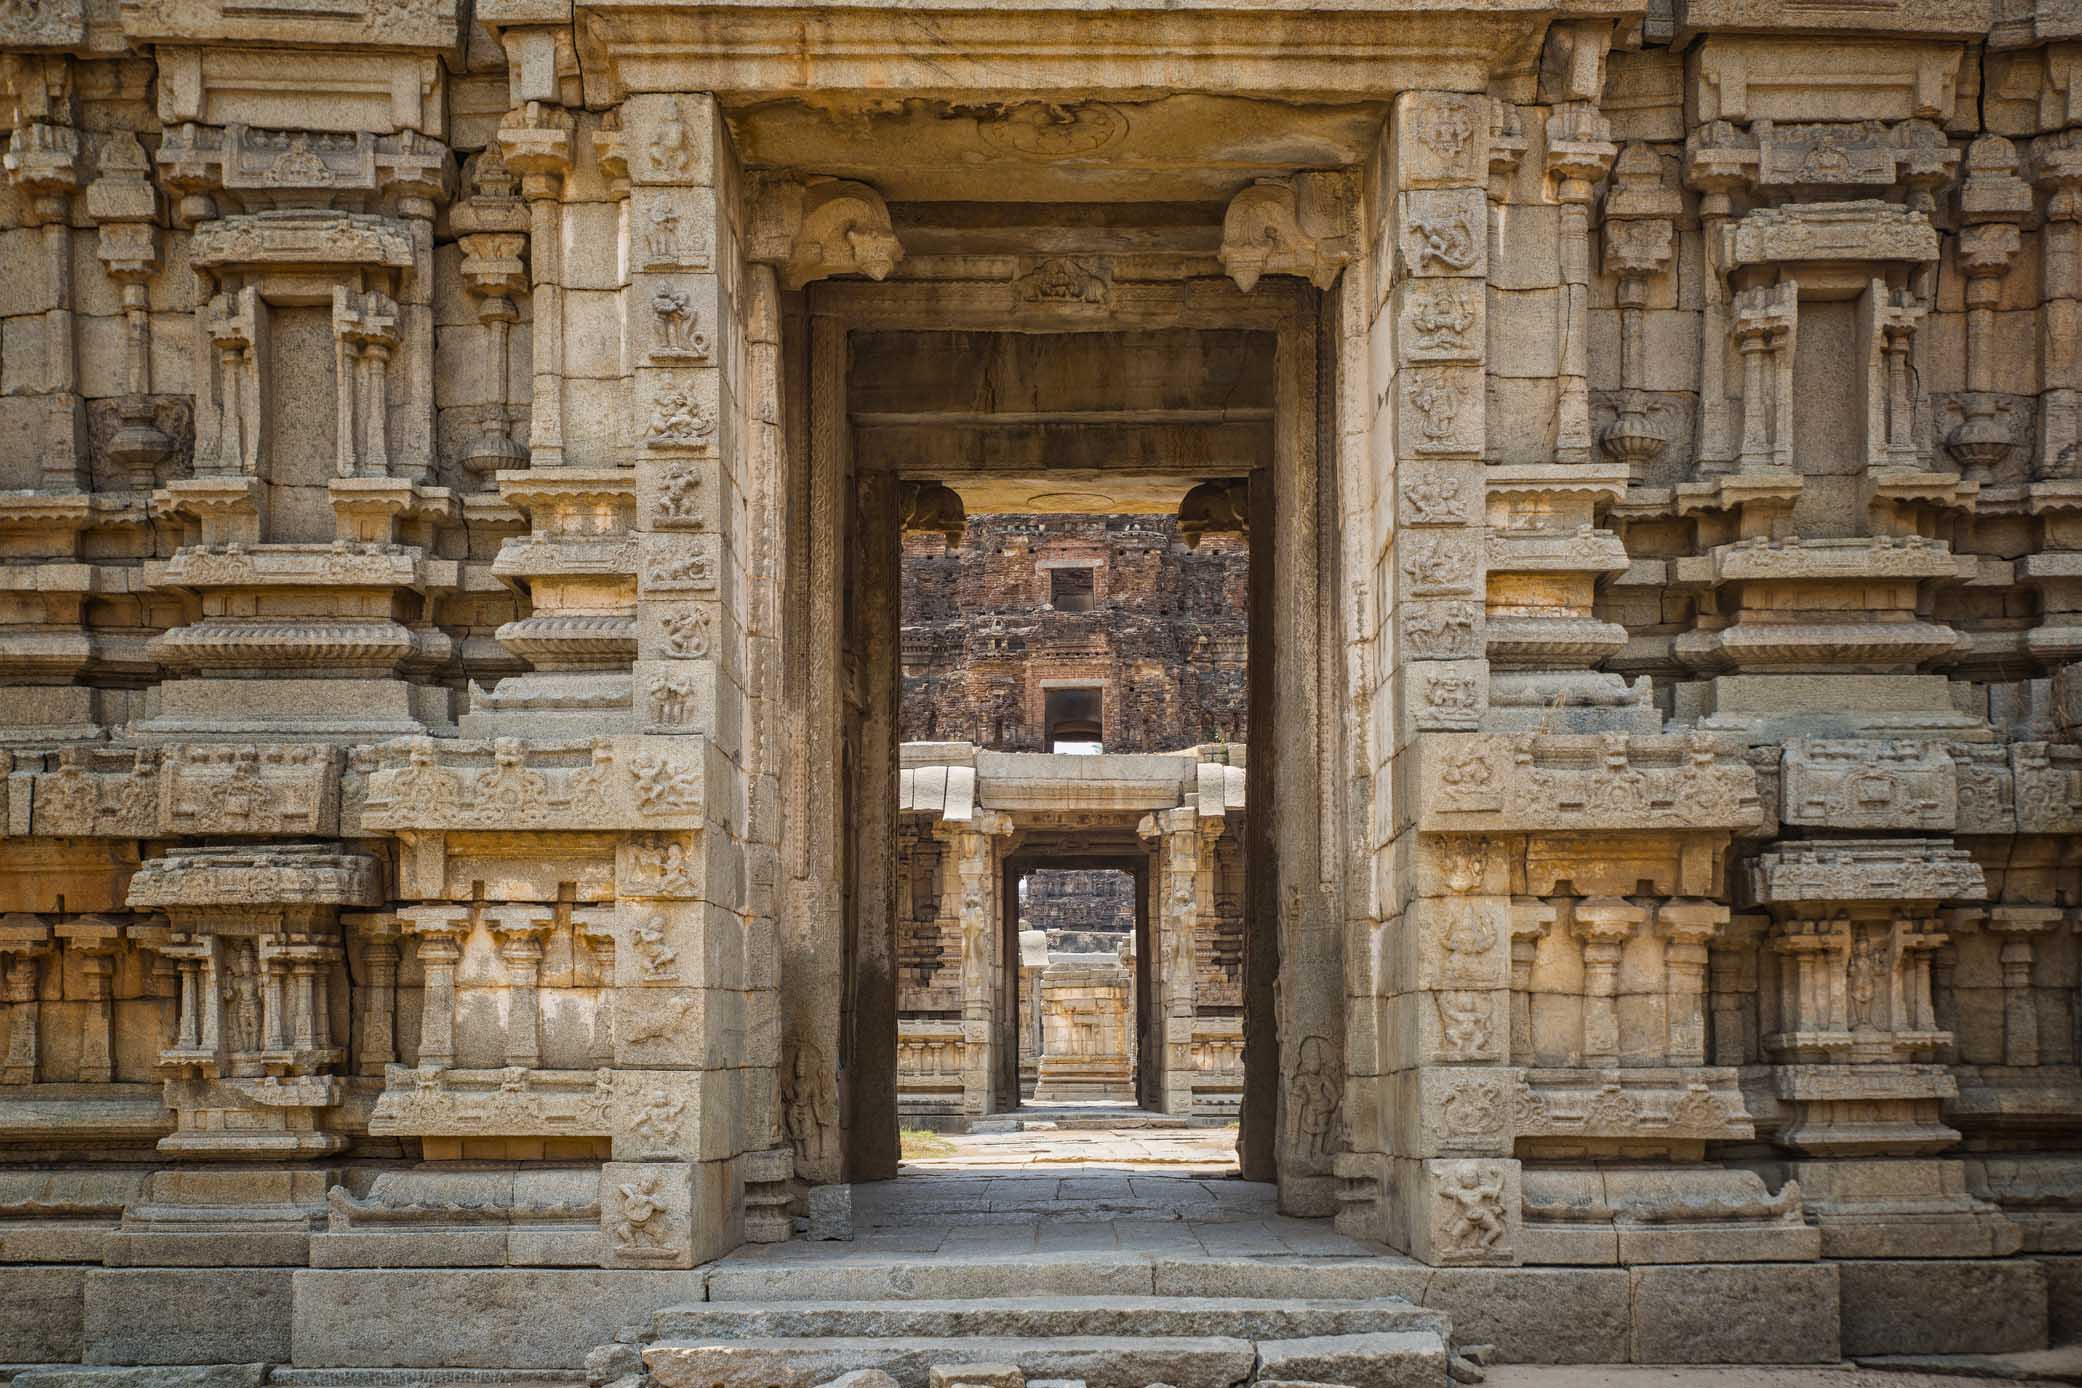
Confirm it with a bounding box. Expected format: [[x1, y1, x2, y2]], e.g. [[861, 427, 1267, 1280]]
[[907, 1111, 1242, 1166], [707, 1164, 1389, 1298], [969, 1100, 1239, 1133]]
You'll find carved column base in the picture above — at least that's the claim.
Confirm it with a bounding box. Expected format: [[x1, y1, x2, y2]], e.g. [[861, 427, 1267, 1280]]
[[460, 670, 636, 738], [1519, 1164, 1819, 1265], [158, 1076, 350, 1159], [104, 1166, 339, 1267], [139, 677, 457, 741], [1775, 1156, 2023, 1260], [741, 1147, 795, 1245]]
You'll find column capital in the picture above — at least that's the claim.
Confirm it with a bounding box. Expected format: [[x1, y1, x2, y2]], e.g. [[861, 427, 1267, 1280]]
[[497, 101, 575, 194], [1657, 897, 1730, 947], [1571, 895, 1646, 946]]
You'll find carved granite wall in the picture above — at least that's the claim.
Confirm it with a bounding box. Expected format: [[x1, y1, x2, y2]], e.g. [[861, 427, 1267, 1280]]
[[0, 0, 2079, 1343]]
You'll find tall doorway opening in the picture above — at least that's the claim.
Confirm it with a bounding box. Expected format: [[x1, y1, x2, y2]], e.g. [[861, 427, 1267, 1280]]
[[1015, 867, 1140, 1107], [781, 279, 1345, 1220], [891, 492, 1250, 1150]]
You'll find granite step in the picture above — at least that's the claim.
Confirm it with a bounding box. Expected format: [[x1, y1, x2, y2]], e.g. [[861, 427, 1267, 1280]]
[[641, 1330, 1448, 1388], [647, 1296, 1450, 1343], [699, 1253, 1433, 1303]]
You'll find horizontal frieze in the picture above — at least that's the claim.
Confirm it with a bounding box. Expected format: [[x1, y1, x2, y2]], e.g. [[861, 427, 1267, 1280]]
[[357, 736, 710, 832], [1418, 732, 1763, 833]]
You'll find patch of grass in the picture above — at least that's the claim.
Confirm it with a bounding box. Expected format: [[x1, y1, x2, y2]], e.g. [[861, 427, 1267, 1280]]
[[900, 1128, 959, 1158]]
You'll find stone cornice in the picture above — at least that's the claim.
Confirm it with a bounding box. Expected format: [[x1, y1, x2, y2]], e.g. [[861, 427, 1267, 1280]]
[[566, 2, 1638, 104]]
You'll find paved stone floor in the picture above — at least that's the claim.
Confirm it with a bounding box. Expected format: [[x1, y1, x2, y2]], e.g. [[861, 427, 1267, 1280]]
[[718, 1118, 1385, 1264]]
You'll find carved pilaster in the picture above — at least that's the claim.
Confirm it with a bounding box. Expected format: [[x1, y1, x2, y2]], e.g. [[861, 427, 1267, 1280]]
[[56, 917, 122, 1084], [0, 916, 51, 1085], [1600, 142, 1682, 479], [1571, 896, 1644, 1067], [484, 905, 556, 1070], [1658, 898, 1727, 1068], [400, 904, 471, 1071], [497, 102, 575, 469], [345, 913, 401, 1076], [1544, 104, 1616, 465]]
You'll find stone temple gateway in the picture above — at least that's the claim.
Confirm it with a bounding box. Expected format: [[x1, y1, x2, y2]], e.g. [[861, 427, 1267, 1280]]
[[0, 0, 2080, 1375]]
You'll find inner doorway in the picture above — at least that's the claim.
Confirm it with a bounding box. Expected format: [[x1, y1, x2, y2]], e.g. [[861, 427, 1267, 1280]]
[[1015, 866, 1140, 1106], [891, 489, 1251, 1147], [781, 279, 1345, 1217]]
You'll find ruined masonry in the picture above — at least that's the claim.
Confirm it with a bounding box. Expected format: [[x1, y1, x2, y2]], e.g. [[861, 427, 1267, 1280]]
[[0, 0, 2078, 1378]]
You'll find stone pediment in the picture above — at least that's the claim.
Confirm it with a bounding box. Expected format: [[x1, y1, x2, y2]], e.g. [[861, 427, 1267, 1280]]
[[190, 211, 416, 270], [1781, 738, 1956, 831], [1679, 0, 1994, 39], [157, 124, 451, 208], [120, 0, 460, 52], [571, 5, 1579, 110], [1688, 535, 1961, 583], [367, 1064, 616, 1137], [158, 542, 449, 591], [1745, 837, 1986, 905], [1686, 117, 1959, 193], [125, 844, 382, 909], [27, 743, 341, 838], [1722, 200, 1941, 268]]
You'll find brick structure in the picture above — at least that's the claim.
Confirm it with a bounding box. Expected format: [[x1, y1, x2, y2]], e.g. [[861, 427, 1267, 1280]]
[[901, 515, 1248, 753]]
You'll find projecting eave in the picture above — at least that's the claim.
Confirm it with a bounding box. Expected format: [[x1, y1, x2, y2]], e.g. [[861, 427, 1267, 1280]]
[[563, 0, 1643, 107]]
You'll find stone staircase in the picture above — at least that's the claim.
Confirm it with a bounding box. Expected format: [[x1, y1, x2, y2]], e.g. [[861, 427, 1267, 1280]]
[[591, 1294, 1462, 1388]]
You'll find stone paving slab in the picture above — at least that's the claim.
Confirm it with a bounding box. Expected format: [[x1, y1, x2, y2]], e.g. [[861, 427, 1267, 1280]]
[[647, 1296, 1449, 1341], [644, 1336, 1262, 1388]]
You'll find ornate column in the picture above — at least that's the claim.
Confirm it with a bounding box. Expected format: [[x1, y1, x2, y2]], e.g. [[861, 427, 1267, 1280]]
[[1507, 896, 1556, 1062], [2036, 131, 2082, 479], [1546, 104, 1617, 465], [1709, 915, 1766, 1067], [1987, 906, 2063, 1068], [1944, 137, 2032, 484], [1599, 142, 1684, 480], [2025, 132, 2082, 665], [1572, 896, 1644, 1067], [1139, 805, 1217, 1116], [3, 115, 82, 491], [89, 131, 173, 490], [345, 914, 401, 1076], [938, 810, 1011, 1117], [56, 917, 122, 1084], [452, 146, 531, 478], [400, 904, 471, 1071], [499, 103, 575, 469], [1658, 898, 1727, 1068], [485, 906, 556, 1070], [573, 906, 618, 1068], [0, 916, 51, 1085]]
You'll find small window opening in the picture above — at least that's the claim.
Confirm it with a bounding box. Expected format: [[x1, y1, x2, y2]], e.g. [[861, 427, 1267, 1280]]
[[1049, 567, 1096, 613], [1045, 687, 1103, 754]]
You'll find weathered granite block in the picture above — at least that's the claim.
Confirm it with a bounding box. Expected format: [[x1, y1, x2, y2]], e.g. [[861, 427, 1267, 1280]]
[[1630, 1264, 1840, 1364], [1836, 1259, 2048, 1356], [84, 1270, 292, 1366]]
